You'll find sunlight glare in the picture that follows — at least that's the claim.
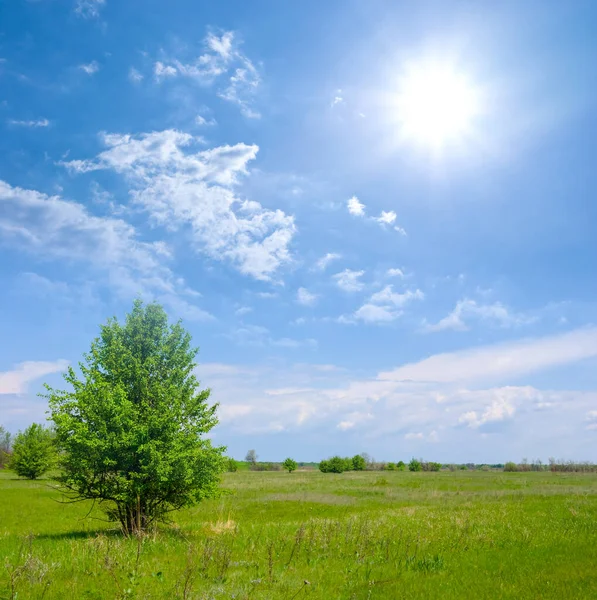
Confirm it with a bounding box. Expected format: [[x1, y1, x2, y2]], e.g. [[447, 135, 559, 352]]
[[395, 63, 481, 149]]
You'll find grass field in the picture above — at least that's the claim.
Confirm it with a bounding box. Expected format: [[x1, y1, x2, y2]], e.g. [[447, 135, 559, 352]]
[[2, 469, 597, 599]]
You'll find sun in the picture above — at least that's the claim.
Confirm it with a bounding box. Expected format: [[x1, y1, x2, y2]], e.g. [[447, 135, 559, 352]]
[[394, 62, 481, 149]]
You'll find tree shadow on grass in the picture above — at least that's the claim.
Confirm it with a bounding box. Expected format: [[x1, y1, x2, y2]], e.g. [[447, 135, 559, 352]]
[[36, 529, 122, 541]]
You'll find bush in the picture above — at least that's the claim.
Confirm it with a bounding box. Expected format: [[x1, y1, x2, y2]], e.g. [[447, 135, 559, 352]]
[[504, 462, 518, 472], [351, 454, 366, 471], [408, 458, 422, 472], [386, 462, 396, 471], [0, 425, 11, 469], [319, 456, 350, 473], [427, 462, 442, 472], [396, 460, 406, 471], [282, 458, 297, 473], [9, 423, 55, 479], [226, 458, 238, 472]]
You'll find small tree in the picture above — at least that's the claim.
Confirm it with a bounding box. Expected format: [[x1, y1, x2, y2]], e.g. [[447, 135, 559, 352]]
[[282, 458, 297, 473], [0, 425, 11, 469], [408, 458, 422, 472], [504, 462, 518, 472], [9, 423, 55, 479], [226, 458, 239, 472], [46, 300, 225, 535], [320, 456, 348, 473], [245, 449, 258, 466], [351, 454, 366, 471], [386, 462, 396, 471], [396, 460, 406, 471]]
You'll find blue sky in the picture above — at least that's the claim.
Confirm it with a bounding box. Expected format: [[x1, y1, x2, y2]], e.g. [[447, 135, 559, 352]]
[[1, 0, 597, 462]]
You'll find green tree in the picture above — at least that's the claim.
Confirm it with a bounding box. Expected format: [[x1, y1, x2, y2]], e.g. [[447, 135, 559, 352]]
[[0, 425, 11, 469], [319, 456, 348, 473], [351, 454, 366, 471], [282, 458, 297, 473], [396, 460, 406, 471], [9, 423, 55, 479], [46, 300, 225, 535], [386, 462, 396, 471], [408, 458, 422, 472]]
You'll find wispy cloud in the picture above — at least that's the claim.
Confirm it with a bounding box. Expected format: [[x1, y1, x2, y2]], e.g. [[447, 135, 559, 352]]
[[79, 61, 99, 75], [0, 360, 69, 395], [379, 327, 597, 384], [153, 30, 261, 118], [386, 268, 405, 278], [297, 287, 318, 306], [75, 0, 105, 19], [423, 299, 536, 333], [314, 252, 341, 271], [333, 269, 365, 292], [331, 89, 344, 108], [0, 180, 211, 320], [128, 67, 144, 83], [63, 129, 296, 281], [8, 118, 50, 128]]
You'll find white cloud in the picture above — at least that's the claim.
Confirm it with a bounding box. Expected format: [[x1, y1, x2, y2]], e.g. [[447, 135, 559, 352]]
[[230, 325, 316, 349], [154, 31, 261, 118], [8, 119, 49, 128], [386, 268, 405, 278], [314, 252, 341, 271], [333, 269, 365, 292], [0, 360, 69, 395], [404, 432, 424, 440], [75, 0, 105, 18], [128, 67, 144, 83], [297, 287, 318, 306], [377, 210, 396, 225], [346, 196, 406, 234], [347, 195, 365, 217], [63, 130, 296, 281], [195, 114, 217, 127], [379, 327, 597, 384], [79, 61, 99, 75], [235, 306, 253, 316], [154, 61, 177, 80], [0, 180, 211, 320], [331, 89, 344, 108], [343, 286, 424, 324], [424, 299, 535, 333]]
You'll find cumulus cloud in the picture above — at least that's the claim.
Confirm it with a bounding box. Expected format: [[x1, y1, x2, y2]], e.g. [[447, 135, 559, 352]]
[[424, 299, 536, 333], [342, 285, 424, 324], [346, 196, 406, 234], [297, 287, 318, 306], [154, 31, 261, 118], [386, 268, 405, 278], [333, 269, 365, 292], [0, 180, 211, 320], [347, 196, 365, 217], [63, 129, 296, 281]]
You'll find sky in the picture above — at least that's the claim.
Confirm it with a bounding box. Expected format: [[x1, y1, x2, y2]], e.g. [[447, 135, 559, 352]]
[[1, 0, 596, 463]]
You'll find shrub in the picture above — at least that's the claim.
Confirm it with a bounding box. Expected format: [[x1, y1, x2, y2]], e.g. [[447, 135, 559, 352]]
[[9, 423, 55, 479], [351, 454, 366, 471], [428, 462, 442, 472], [504, 462, 518, 472], [282, 458, 297, 473], [226, 458, 238, 472], [386, 462, 396, 471], [396, 460, 406, 471], [0, 425, 11, 469], [408, 458, 422, 472], [319, 456, 349, 473]]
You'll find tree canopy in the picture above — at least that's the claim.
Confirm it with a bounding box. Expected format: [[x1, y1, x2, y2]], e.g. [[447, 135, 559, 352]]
[[9, 423, 54, 478], [46, 300, 225, 534]]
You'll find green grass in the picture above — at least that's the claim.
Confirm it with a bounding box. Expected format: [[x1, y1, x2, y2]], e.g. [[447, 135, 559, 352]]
[[2, 469, 597, 599]]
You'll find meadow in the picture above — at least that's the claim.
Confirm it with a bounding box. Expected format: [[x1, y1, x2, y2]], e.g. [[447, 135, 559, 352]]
[[1, 469, 597, 599]]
